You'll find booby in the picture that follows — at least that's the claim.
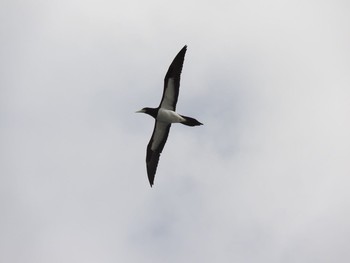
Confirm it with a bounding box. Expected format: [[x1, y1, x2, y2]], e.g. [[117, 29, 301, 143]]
[[137, 45, 202, 187]]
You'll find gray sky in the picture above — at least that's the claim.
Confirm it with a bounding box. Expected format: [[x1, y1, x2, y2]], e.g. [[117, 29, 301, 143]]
[[1, 0, 350, 262]]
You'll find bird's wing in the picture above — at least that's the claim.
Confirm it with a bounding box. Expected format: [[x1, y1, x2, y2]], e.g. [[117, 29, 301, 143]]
[[146, 121, 171, 186], [159, 45, 187, 111]]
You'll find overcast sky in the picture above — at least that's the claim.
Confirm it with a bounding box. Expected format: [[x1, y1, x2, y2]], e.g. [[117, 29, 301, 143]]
[[1, 0, 350, 262]]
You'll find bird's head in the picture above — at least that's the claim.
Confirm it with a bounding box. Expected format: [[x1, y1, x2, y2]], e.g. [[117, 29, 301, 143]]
[[135, 107, 148, 114], [136, 107, 157, 118]]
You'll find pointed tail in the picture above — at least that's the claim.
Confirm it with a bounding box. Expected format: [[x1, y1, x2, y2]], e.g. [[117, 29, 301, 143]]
[[180, 115, 203, 126]]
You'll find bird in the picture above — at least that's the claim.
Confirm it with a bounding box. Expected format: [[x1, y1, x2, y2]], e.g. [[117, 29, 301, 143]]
[[136, 45, 203, 187]]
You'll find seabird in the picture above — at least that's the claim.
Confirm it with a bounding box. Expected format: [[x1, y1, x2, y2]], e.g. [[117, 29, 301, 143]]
[[137, 45, 202, 187]]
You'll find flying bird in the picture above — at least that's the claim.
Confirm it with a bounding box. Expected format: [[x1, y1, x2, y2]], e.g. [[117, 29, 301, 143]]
[[136, 45, 202, 187]]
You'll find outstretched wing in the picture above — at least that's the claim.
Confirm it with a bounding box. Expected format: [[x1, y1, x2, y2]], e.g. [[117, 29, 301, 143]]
[[159, 45, 187, 111], [146, 121, 172, 186]]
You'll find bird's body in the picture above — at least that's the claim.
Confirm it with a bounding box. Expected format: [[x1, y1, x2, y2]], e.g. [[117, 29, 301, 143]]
[[137, 46, 202, 186], [157, 108, 186, 123]]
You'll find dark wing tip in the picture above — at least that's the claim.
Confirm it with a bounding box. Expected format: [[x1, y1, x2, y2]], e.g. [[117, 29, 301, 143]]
[[146, 161, 156, 187], [179, 45, 187, 57], [164, 46, 187, 80], [148, 169, 155, 187], [146, 148, 159, 187], [147, 167, 155, 187]]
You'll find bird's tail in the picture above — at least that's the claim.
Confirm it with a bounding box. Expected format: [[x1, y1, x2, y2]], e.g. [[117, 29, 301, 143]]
[[180, 115, 203, 126]]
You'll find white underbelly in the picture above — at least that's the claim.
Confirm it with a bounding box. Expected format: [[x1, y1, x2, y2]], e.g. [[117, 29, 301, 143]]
[[157, 108, 185, 123]]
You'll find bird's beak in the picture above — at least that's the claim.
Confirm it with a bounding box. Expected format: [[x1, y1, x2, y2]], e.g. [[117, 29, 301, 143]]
[[135, 109, 144, 113]]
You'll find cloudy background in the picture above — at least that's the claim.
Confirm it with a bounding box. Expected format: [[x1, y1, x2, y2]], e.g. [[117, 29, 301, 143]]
[[1, 0, 350, 262]]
